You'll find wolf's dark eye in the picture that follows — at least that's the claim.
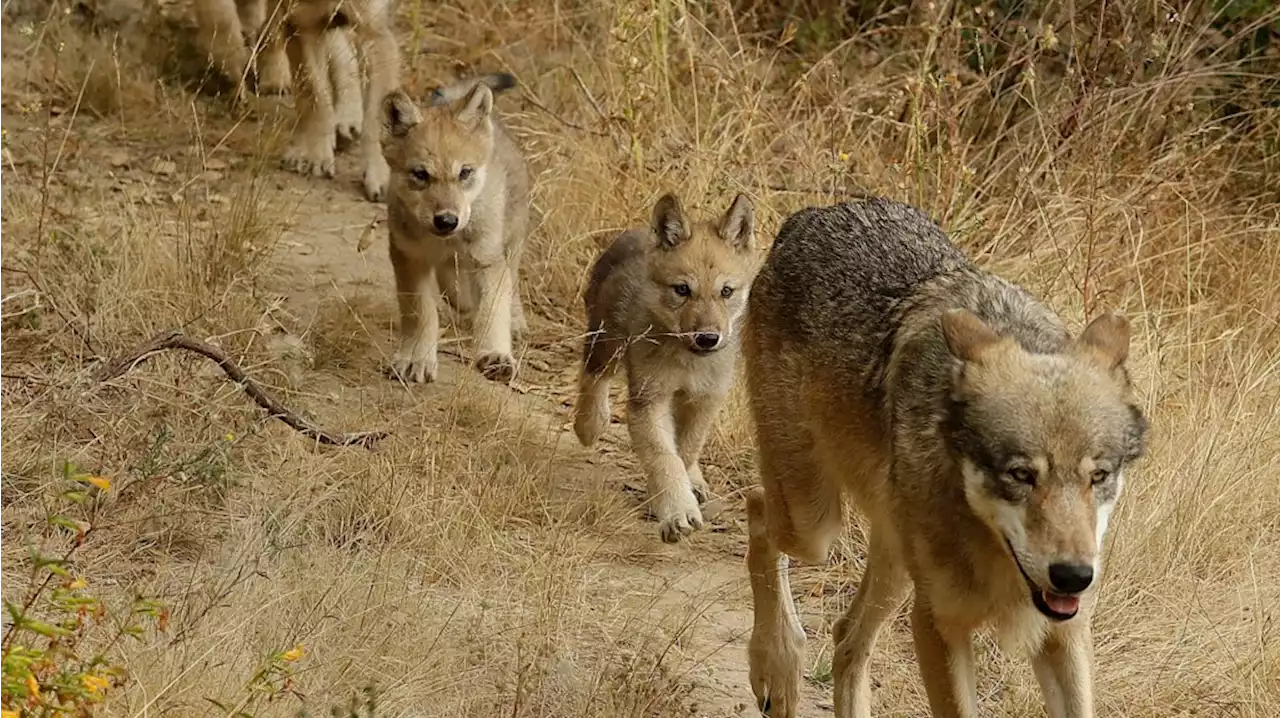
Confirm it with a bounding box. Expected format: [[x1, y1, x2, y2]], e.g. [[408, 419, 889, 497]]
[[459, 166, 474, 181], [720, 286, 735, 298], [673, 283, 692, 298], [1006, 467, 1037, 486], [1090, 469, 1110, 485], [411, 167, 431, 183]]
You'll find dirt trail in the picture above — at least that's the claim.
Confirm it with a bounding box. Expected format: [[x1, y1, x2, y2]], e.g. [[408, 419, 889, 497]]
[[261, 151, 834, 715]]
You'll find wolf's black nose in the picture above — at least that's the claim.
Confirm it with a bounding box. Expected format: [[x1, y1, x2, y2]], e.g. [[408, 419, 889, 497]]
[[434, 213, 459, 233], [694, 333, 721, 350], [1048, 562, 1093, 594]]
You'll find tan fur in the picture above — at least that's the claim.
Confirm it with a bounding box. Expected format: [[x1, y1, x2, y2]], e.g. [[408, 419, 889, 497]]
[[380, 74, 531, 385], [743, 199, 1148, 717], [574, 193, 757, 543], [192, 0, 399, 201]]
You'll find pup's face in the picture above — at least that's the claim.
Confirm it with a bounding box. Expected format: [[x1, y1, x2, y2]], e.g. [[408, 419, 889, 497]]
[[381, 85, 495, 237], [942, 311, 1148, 622], [643, 193, 756, 354]]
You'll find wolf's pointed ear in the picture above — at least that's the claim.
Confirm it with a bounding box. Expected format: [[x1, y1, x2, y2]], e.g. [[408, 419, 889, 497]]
[[718, 194, 755, 251], [1074, 312, 1130, 369], [456, 82, 494, 129], [383, 89, 421, 138], [651, 193, 691, 249], [941, 309, 1004, 363]]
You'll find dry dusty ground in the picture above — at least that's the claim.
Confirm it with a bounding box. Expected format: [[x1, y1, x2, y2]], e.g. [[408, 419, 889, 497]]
[[2, 1, 1279, 716]]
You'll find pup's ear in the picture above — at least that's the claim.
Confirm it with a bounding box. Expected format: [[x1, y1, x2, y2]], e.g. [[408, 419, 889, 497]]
[[456, 82, 494, 130], [651, 193, 691, 249], [718, 193, 755, 251], [383, 89, 421, 138], [941, 309, 1004, 363], [1074, 312, 1130, 370]]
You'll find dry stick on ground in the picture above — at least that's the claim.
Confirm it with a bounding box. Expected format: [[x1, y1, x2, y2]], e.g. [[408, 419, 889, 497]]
[[94, 330, 389, 449]]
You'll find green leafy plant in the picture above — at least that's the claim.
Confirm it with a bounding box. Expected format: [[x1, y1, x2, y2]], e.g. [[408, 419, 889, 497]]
[[1, 462, 166, 716]]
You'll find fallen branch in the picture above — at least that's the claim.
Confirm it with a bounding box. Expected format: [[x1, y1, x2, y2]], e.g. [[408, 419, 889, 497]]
[[94, 330, 388, 449]]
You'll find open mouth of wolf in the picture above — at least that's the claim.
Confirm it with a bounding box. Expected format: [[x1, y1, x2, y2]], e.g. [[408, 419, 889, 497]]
[[1004, 539, 1082, 622]]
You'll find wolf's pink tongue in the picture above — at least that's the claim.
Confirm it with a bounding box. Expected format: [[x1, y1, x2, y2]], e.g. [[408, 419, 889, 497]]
[[1043, 591, 1080, 615]]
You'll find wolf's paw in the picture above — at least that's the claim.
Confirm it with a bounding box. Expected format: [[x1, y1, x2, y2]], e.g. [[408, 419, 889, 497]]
[[386, 348, 437, 384], [747, 631, 804, 718], [687, 464, 711, 503], [654, 488, 704, 543], [475, 352, 516, 384], [573, 403, 608, 448], [334, 101, 362, 149], [363, 154, 390, 202], [283, 134, 336, 178]]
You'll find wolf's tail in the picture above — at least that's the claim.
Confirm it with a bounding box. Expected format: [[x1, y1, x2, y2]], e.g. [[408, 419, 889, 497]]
[[427, 72, 518, 107]]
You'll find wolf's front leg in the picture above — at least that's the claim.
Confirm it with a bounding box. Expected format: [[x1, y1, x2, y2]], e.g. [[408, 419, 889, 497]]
[[1031, 621, 1095, 718], [388, 252, 440, 384], [325, 29, 362, 146], [628, 393, 703, 543], [470, 261, 516, 383], [283, 29, 336, 178], [910, 595, 979, 718], [357, 20, 400, 201], [674, 390, 725, 503]]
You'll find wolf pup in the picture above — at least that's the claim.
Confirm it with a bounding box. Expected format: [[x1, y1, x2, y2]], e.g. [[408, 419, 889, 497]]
[[574, 193, 756, 543], [380, 73, 531, 385], [742, 198, 1148, 718], [195, 0, 401, 202]]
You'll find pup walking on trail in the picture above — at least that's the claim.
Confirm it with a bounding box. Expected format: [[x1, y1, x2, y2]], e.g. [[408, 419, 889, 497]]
[[743, 198, 1148, 717], [381, 73, 531, 385], [574, 193, 756, 543], [195, 0, 402, 201]]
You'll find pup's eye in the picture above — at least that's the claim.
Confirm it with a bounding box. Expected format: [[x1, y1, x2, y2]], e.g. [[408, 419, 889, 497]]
[[459, 166, 474, 181], [1006, 467, 1037, 486], [411, 167, 431, 183], [720, 286, 735, 298], [673, 283, 692, 298], [1090, 469, 1110, 485]]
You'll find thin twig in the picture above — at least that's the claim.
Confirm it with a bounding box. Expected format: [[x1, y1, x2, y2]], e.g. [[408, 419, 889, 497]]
[[94, 330, 388, 449]]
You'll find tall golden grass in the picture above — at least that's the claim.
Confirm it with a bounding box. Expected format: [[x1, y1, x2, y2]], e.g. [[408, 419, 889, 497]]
[[2, 0, 1277, 715]]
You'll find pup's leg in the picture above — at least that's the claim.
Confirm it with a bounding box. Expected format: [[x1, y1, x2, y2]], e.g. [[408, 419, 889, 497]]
[[436, 257, 475, 330], [673, 390, 725, 503], [325, 29, 363, 147], [355, 18, 400, 201], [282, 27, 337, 178], [573, 332, 621, 447], [194, 0, 249, 102], [387, 248, 440, 384], [628, 389, 701, 542], [470, 261, 516, 383]]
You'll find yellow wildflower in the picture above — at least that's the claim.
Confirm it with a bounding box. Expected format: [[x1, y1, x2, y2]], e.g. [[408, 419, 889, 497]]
[[281, 644, 304, 662], [82, 674, 111, 693], [69, 577, 88, 590], [224, 432, 235, 442], [26, 674, 40, 699], [4, 708, 21, 718], [85, 476, 111, 491], [838, 151, 850, 163]]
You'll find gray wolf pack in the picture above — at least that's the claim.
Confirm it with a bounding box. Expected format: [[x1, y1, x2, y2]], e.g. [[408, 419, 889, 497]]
[[193, 3, 1150, 715]]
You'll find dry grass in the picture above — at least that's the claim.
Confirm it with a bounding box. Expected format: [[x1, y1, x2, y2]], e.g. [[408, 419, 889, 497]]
[[3, 0, 1279, 715]]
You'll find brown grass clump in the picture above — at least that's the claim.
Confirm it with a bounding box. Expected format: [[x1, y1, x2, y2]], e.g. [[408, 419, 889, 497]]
[[3, 0, 1278, 715]]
